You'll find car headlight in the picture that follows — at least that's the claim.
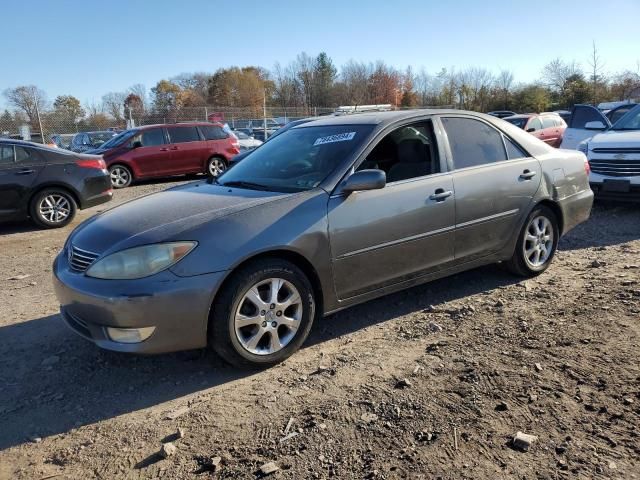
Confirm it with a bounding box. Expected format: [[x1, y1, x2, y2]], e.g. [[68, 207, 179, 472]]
[[86, 242, 197, 279], [577, 141, 589, 155]]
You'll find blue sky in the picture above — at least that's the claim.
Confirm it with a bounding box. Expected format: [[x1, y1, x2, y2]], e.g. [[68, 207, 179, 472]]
[[1, 0, 639, 107]]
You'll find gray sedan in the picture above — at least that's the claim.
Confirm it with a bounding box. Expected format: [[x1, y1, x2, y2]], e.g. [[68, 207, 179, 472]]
[[53, 110, 593, 367]]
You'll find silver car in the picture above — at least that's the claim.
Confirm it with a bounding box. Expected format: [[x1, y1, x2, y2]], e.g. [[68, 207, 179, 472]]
[[53, 110, 593, 367]]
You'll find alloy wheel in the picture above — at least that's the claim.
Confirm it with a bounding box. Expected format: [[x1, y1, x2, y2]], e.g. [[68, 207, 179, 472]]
[[39, 194, 71, 224], [234, 278, 303, 355], [110, 166, 130, 187], [209, 158, 226, 177], [523, 215, 554, 268]]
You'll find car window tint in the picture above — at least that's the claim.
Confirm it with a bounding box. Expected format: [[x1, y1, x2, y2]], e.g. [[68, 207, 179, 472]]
[[141, 129, 166, 146], [0, 145, 14, 164], [608, 107, 632, 124], [201, 125, 227, 140], [14, 146, 32, 163], [359, 121, 439, 182], [168, 127, 200, 143], [441, 117, 507, 169], [571, 107, 604, 129], [527, 117, 542, 131], [504, 136, 528, 160], [541, 117, 556, 129]]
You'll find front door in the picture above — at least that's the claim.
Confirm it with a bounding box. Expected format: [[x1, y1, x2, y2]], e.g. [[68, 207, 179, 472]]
[[328, 120, 456, 300], [439, 116, 541, 262], [128, 127, 171, 177], [0, 144, 45, 219], [560, 105, 610, 149]]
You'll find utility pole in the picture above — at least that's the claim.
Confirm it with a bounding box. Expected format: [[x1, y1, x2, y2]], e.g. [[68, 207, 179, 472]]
[[263, 89, 268, 140], [34, 93, 45, 144]]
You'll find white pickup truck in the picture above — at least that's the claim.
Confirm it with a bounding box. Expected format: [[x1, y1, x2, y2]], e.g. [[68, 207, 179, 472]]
[[568, 104, 640, 200]]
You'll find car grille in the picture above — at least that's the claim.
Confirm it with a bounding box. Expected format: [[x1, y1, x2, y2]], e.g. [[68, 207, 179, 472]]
[[589, 159, 640, 177], [68, 245, 100, 272], [591, 147, 640, 154]]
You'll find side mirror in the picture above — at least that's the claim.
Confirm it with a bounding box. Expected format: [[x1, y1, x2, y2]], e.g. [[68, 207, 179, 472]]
[[526, 127, 536, 133], [342, 169, 386, 194], [131, 140, 143, 149], [585, 120, 606, 130]]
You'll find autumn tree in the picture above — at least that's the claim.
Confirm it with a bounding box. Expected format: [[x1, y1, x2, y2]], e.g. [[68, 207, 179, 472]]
[[151, 80, 182, 118], [53, 95, 85, 123], [400, 66, 418, 107]]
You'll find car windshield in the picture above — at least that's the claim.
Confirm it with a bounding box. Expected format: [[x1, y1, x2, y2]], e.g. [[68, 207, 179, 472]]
[[100, 129, 136, 148], [610, 105, 640, 131], [88, 132, 115, 145], [217, 124, 373, 193], [234, 131, 249, 139], [504, 117, 528, 129]]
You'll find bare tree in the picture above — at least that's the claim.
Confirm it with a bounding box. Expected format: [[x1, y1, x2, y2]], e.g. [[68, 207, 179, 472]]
[[496, 70, 514, 109], [587, 41, 606, 104], [3, 85, 48, 123], [128, 84, 148, 111], [102, 92, 127, 121], [542, 58, 582, 98], [340, 60, 371, 106]]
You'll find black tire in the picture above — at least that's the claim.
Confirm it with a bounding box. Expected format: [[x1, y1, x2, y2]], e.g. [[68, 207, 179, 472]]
[[109, 164, 132, 188], [207, 156, 227, 178], [29, 188, 77, 229], [209, 259, 316, 368], [506, 205, 559, 277]]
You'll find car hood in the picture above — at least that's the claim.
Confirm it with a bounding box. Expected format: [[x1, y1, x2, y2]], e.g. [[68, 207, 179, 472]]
[[589, 130, 640, 149], [70, 181, 290, 255]]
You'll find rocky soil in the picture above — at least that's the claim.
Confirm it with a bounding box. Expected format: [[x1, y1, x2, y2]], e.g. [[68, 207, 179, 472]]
[[0, 177, 638, 479]]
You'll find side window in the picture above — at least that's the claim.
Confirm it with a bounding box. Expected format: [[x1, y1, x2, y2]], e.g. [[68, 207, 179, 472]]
[[14, 146, 32, 163], [200, 125, 228, 140], [441, 117, 507, 169], [541, 117, 556, 129], [141, 129, 166, 146], [0, 145, 14, 165], [571, 107, 605, 129], [358, 121, 439, 183], [608, 107, 631, 125], [527, 117, 542, 131], [504, 136, 528, 160], [168, 126, 200, 143]]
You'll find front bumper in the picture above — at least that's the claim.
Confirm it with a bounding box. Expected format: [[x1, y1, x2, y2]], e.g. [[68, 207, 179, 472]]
[[53, 251, 227, 354], [590, 181, 640, 202]]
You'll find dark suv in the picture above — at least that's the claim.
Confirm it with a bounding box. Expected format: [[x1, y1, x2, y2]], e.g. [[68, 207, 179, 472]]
[[0, 139, 112, 228], [69, 131, 117, 153], [87, 122, 240, 188]]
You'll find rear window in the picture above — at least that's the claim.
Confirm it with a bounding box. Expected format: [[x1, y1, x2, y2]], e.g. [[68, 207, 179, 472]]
[[200, 125, 228, 140], [541, 116, 556, 129], [15, 146, 32, 163], [0, 145, 14, 164], [168, 126, 200, 143]]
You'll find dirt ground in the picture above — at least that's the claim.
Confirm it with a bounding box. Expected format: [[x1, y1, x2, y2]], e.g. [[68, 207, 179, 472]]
[[0, 177, 638, 480]]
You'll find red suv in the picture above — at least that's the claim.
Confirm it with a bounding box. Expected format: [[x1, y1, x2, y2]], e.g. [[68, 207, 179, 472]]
[[87, 122, 240, 188], [503, 113, 567, 148]]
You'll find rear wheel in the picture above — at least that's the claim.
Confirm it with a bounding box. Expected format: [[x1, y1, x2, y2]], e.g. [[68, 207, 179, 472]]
[[209, 259, 316, 368], [506, 205, 559, 277], [109, 164, 132, 188], [207, 157, 227, 178], [30, 188, 77, 228]]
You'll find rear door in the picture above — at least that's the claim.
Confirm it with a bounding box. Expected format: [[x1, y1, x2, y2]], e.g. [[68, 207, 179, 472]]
[[540, 115, 562, 147], [525, 116, 546, 142], [166, 126, 206, 173], [439, 116, 541, 262], [0, 145, 46, 218], [128, 127, 171, 177], [560, 105, 610, 149]]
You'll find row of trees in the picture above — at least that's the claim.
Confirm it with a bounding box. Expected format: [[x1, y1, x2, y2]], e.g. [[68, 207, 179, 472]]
[[3, 49, 640, 133]]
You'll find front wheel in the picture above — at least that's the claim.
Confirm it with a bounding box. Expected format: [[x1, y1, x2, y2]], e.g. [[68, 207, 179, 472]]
[[207, 157, 227, 178], [30, 188, 77, 228], [109, 164, 132, 188], [209, 259, 316, 368], [506, 205, 559, 277]]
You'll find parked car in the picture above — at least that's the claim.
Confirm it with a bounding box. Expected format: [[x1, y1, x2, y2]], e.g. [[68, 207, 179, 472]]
[[85, 122, 240, 188], [53, 110, 592, 367], [0, 139, 112, 228], [487, 110, 517, 118], [503, 113, 567, 147], [560, 104, 638, 149], [50, 134, 75, 150], [232, 130, 263, 151], [69, 131, 117, 153], [229, 117, 319, 166], [576, 104, 640, 200]]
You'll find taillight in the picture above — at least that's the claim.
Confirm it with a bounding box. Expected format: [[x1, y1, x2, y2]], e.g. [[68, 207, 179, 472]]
[[228, 146, 240, 155], [77, 158, 107, 170], [584, 159, 590, 175]]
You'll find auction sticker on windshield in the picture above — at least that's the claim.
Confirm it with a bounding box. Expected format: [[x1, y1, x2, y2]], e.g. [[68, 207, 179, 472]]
[[313, 132, 356, 146]]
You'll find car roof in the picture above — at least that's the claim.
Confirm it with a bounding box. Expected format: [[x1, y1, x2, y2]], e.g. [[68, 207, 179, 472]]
[[136, 122, 223, 130]]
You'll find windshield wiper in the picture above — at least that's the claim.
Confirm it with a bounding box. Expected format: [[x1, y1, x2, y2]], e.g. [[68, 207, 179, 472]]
[[220, 180, 271, 191]]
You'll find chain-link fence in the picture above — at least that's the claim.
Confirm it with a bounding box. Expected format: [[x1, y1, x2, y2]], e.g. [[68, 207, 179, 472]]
[[0, 105, 454, 146]]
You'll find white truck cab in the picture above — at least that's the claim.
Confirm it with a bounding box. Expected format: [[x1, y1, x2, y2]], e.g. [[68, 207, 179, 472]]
[[575, 104, 640, 200]]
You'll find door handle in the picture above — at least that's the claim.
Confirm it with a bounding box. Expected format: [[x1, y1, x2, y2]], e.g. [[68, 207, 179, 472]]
[[520, 170, 537, 180], [169, 146, 179, 150], [159, 148, 169, 151], [429, 189, 453, 201], [15, 169, 35, 175]]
